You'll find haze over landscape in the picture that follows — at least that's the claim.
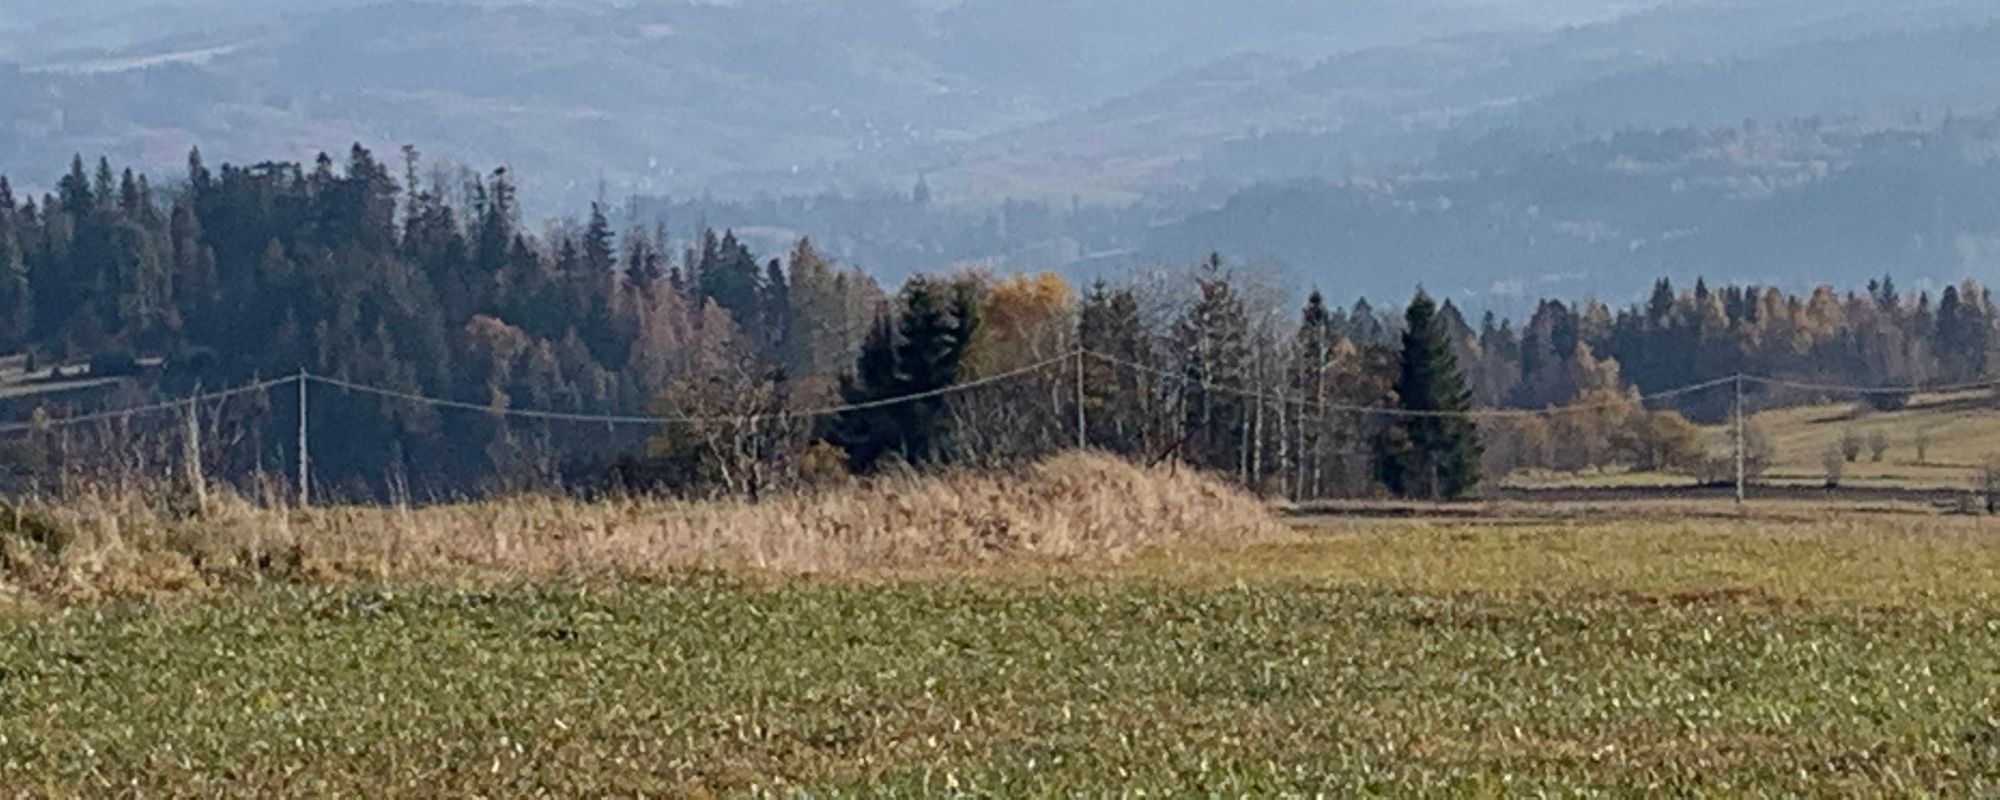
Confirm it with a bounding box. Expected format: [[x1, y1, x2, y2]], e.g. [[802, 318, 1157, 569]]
[[15, 4, 2000, 795], [9, 0, 2000, 303]]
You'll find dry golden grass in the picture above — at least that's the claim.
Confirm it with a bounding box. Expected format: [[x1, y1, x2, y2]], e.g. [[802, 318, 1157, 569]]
[[1502, 388, 2000, 491], [0, 453, 1281, 600], [1745, 389, 2000, 488]]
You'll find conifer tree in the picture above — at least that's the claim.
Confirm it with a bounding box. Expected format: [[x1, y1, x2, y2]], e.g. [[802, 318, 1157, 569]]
[[827, 275, 978, 472], [696, 229, 763, 330], [1174, 254, 1251, 473], [892, 275, 979, 466], [780, 237, 840, 378], [0, 225, 28, 350], [1078, 280, 1149, 455], [1382, 289, 1483, 500], [761, 258, 790, 364], [828, 313, 902, 472]]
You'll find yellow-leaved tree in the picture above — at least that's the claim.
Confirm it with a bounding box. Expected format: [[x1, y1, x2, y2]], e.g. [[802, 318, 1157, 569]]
[[954, 271, 1078, 465]]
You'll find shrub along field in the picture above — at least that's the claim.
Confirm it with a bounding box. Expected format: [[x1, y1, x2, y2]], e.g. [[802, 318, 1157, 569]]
[[3, 499, 1998, 794]]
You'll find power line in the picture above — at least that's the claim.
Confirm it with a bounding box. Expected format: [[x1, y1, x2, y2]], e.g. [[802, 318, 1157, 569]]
[[0, 375, 299, 435], [307, 352, 1075, 427], [1, 354, 1996, 435], [1082, 350, 1739, 420], [1742, 374, 2000, 396]]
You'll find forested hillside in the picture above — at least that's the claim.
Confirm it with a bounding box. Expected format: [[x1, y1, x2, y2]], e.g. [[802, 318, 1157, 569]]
[[4, 148, 1998, 501], [12, 0, 2000, 310]]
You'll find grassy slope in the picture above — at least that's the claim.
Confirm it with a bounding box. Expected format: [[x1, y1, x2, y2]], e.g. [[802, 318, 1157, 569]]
[[1511, 389, 2000, 492], [3, 514, 1999, 794], [1747, 390, 2000, 489]]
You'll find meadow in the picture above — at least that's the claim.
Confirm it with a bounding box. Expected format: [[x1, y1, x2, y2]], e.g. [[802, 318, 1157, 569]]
[[3, 475, 1998, 795], [1745, 389, 2000, 490], [1510, 387, 2000, 495]]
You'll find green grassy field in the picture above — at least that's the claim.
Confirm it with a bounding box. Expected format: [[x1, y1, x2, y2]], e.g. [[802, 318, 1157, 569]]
[[4, 511, 1998, 795]]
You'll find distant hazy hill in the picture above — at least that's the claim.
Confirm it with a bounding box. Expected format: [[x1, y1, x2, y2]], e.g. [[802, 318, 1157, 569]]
[[1147, 116, 2000, 307], [0, 0, 1652, 206], [626, 112, 2000, 312], [921, 0, 2000, 202], [8, 0, 2000, 305]]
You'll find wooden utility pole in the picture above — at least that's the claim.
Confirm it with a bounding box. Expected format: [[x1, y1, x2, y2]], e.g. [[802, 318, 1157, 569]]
[[1734, 374, 1746, 509], [297, 372, 310, 508], [1075, 350, 1087, 450], [184, 389, 207, 516]]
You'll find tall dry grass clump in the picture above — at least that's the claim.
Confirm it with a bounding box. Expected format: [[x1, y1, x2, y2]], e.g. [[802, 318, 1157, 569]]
[[0, 453, 1279, 598]]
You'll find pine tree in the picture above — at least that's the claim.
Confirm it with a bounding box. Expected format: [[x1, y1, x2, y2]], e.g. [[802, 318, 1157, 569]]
[[182, 149, 210, 200], [1078, 280, 1149, 455], [827, 275, 979, 472], [828, 313, 901, 472], [1937, 283, 1992, 383], [92, 158, 117, 213], [780, 237, 841, 379], [1174, 254, 1251, 474], [58, 156, 92, 217], [761, 258, 790, 365], [623, 225, 667, 292], [892, 276, 979, 466], [473, 168, 517, 308], [0, 224, 29, 350], [1347, 298, 1385, 346], [1382, 289, 1483, 500], [696, 229, 763, 331]]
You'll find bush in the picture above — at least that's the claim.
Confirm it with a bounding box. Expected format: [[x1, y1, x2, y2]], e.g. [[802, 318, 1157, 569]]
[[1863, 392, 1911, 412], [1480, 417, 1551, 478], [1982, 458, 2000, 515], [165, 345, 221, 381], [88, 349, 141, 378], [1868, 431, 1890, 463], [1744, 422, 1776, 479], [796, 440, 852, 489], [1632, 411, 1705, 474], [1696, 424, 1776, 488], [1821, 447, 1846, 488], [1839, 429, 1864, 463]]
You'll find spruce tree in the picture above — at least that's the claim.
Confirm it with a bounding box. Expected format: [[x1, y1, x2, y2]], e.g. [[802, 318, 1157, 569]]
[[58, 156, 92, 217], [696, 229, 763, 329], [761, 258, 790, 364], [892, 276, 979, 466], [827, 275, 979, 472], [0, 226, 28, 350], [1078, 280, 1149, 455], [1383, 289, 1483, 500], [1174, 254, 1251, 473], [828, 313, 901, 471]]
